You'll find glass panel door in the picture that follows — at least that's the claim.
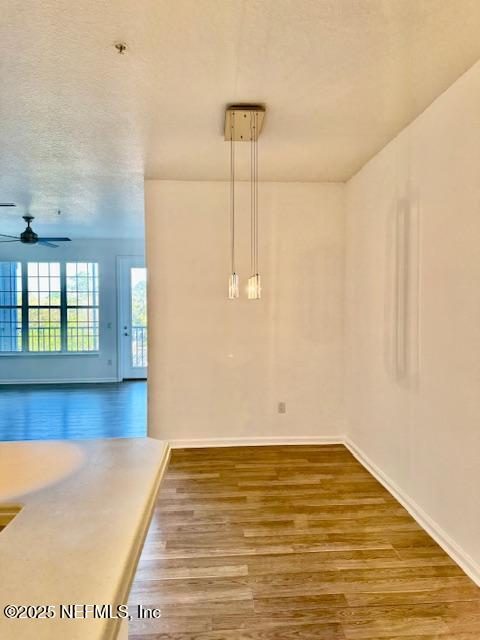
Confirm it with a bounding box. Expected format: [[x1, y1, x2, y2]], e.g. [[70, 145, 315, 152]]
[[119, 257, 147, 379]]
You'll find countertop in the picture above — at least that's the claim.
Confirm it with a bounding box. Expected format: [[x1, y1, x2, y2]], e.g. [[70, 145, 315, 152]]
[[0, 437, 170, 640]]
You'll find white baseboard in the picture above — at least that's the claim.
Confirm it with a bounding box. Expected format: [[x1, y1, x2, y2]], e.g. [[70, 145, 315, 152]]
[[344, 437, 480, 588], [0, 377, 119, 385], [168, 435, 345, 449]]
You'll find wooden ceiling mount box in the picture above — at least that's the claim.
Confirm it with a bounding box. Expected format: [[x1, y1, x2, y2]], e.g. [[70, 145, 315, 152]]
[[224, 105, 266, 141]]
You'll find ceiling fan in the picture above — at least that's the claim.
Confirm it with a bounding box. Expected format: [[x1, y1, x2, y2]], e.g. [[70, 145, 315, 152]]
[[0, 216, 71, 248]]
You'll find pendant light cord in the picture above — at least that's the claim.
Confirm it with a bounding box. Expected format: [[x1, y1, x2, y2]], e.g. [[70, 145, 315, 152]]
[[230, 112, 236, 274], [250, 112, 255, 275], [250, 111, 259, 276], [255, 110, 259, 275]]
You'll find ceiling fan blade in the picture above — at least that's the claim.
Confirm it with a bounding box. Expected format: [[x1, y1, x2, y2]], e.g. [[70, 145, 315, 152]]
[[38, 237, 71, 242], [0, 233, 19, 239], [0, 239, 19, 243], [37, 240, 58, 248]]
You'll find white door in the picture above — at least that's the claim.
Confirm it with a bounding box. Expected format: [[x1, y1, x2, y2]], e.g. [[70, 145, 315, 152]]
[[118, 257, 148, 379]]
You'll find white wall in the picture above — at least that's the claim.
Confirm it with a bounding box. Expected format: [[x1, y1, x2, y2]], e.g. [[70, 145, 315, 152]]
[[0, 239, 144, 383], [146, 180, 345, 443], [345, 60, 480, 578]]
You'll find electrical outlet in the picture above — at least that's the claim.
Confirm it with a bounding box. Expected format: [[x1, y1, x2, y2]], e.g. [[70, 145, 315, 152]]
[[278, 402, 286, 414], [108, 359, 112, 366]]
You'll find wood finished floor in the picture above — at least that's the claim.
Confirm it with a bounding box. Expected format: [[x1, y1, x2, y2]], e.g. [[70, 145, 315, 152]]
[[0, 381, 147, 441], [129, 445, 480, 639]]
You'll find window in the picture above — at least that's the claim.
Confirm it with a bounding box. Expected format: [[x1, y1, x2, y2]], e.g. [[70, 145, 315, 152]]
[[131, 267, 147, 367], [66, 262, 99, 352], [0, 262, 22, 352], [28, 262, 61, 352], [0, 261, 99, 354]]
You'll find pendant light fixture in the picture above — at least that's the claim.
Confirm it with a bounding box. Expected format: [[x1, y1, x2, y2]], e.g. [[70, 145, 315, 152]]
[[248, 110, 261, 299], [224, 104, 265, 300], [228, 110, 239, 299]]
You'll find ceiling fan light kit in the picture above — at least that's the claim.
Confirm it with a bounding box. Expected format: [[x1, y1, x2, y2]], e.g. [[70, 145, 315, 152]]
[[225, 104, 265, 300]]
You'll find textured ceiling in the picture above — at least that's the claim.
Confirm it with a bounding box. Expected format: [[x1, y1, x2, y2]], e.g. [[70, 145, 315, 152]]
[[2, 0, 480, 237]]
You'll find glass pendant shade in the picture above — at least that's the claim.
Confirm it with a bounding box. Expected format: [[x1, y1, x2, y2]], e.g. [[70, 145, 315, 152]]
[[247, 273, 261, 299], [228, 273, 239, 299]]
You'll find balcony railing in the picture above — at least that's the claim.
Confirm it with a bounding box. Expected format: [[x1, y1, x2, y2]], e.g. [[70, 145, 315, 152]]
[[0, 325, 99, 352], [1, 325, 143, 358], [132, 325, 148, 367]]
